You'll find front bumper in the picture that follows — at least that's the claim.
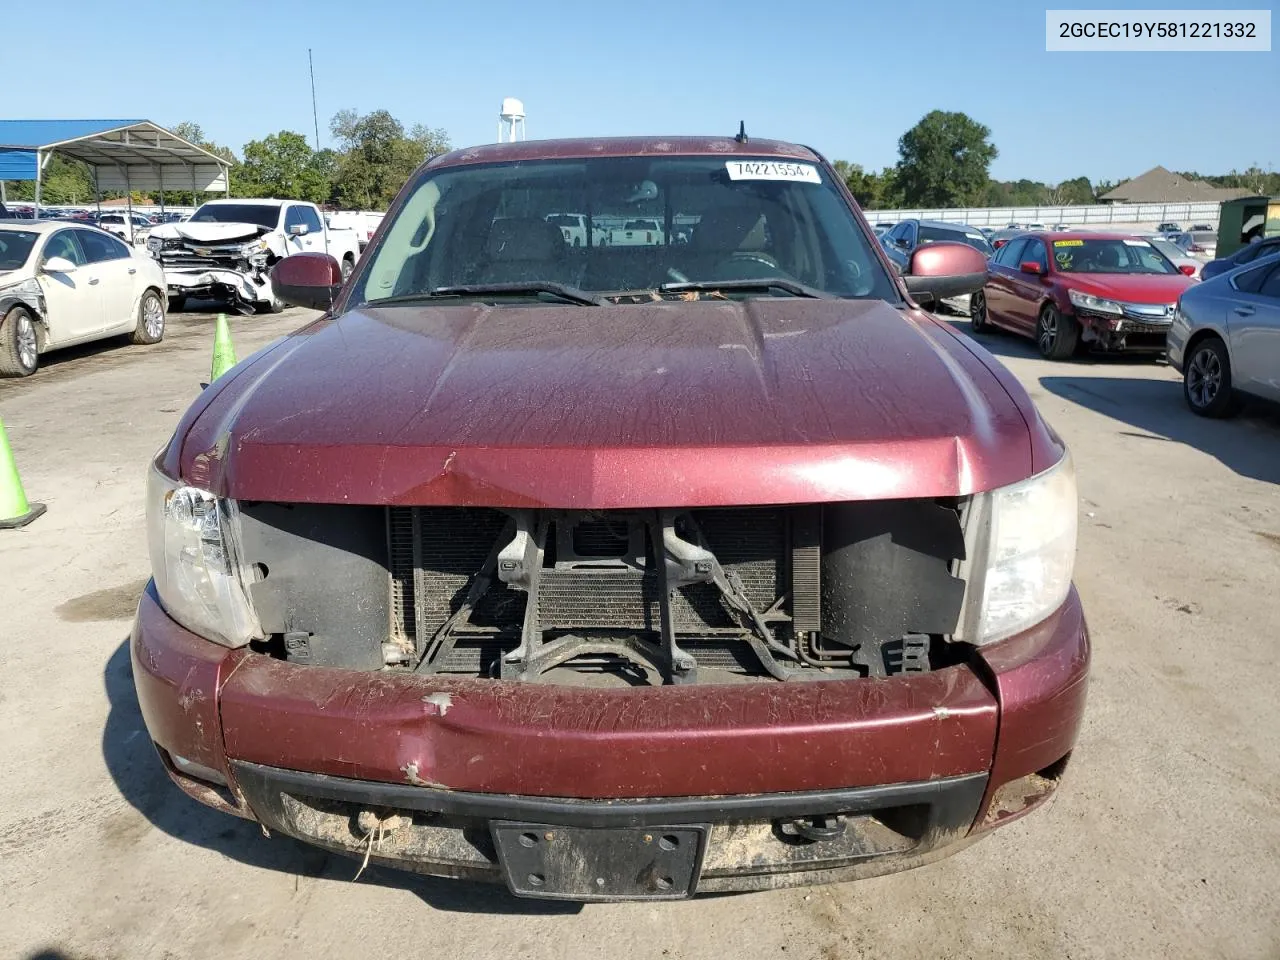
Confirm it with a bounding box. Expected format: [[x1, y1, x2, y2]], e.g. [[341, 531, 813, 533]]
[[131, 582, 1089, 896], [1075, 308, 1173, 353], [161, 267, 271, 308]]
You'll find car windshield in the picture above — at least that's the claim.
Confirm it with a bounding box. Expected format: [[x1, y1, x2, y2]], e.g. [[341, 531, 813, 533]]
[[189, 203, 280, 228], [355, 156, 898, 304], [918, 225, 992, 255], [0, 229, 38, 270], [1050, 237, 1178, 274]]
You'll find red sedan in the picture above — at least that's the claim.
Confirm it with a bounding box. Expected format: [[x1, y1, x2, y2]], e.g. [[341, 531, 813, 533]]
[[971, 232, 1197, 359]]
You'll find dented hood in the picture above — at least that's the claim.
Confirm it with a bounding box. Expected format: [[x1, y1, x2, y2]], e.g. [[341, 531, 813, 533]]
[[179, 298, 1044, 507], [151, 221, 273, 244]]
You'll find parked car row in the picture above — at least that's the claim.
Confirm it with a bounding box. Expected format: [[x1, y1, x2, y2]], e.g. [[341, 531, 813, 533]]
[[956, 225, 1278, 419]]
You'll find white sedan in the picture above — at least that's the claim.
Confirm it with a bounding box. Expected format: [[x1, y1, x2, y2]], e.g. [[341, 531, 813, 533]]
[[0, 221, 167, 377], [1141, 234, 1204, 279]]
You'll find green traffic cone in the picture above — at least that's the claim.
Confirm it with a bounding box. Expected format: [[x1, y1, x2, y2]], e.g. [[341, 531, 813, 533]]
[[210, 313, 237, 381], [0, 417, 46, 529]]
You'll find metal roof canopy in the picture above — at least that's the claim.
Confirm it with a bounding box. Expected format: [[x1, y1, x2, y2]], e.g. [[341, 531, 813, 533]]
[[0, 120, 230, 202]]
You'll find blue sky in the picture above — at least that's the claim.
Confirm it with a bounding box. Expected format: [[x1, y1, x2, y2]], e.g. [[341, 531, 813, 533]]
[[7, 0, 1277, 184]]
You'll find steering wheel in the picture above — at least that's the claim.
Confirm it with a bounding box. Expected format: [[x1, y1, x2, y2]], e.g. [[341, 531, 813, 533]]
[[725, 251, 780, 270]]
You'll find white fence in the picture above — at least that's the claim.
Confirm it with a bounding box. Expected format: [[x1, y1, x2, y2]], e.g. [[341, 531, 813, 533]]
[[862, 201, 1223, 229]]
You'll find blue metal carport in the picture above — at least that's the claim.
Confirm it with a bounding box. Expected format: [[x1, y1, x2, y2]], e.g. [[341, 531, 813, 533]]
[[0, 119, 230, 214]]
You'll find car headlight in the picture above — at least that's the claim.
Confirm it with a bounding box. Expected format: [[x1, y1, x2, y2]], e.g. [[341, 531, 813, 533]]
[[969, 451, 1078, 644], [237, 238, 268, 257], [146, 460, 262, 647], [1068, 289, 1123, 315]]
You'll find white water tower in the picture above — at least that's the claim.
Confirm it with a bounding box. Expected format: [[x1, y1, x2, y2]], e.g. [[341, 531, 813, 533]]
[[498, 97, 526, 142]]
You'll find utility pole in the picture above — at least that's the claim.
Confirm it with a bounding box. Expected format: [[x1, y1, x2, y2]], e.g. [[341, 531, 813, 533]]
[[309, 49, 321, 151]]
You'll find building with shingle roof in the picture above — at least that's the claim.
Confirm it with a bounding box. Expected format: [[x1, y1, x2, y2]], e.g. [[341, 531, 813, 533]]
[[1100, 166, 1254, 204]]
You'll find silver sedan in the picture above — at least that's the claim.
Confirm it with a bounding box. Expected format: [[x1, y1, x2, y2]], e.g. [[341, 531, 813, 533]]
[[1167, 253, 1280, 416]]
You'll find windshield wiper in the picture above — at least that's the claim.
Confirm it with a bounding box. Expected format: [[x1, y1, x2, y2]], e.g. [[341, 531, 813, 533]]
[[432, 282, 601, 306], [658, 278, 831, 299]]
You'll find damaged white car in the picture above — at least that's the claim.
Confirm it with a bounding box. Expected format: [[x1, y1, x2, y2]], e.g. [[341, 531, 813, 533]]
[[147, 199, 361, 314], [0, 221, 167, 377]]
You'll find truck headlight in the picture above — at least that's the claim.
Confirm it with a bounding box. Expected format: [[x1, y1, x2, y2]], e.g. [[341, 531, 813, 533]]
[[971, 452, 1078, 643], [146, 237, 163, 254], [237, 238, 268, 257], [146, 460, 262, 647], [1068, 290, 1123, 315]]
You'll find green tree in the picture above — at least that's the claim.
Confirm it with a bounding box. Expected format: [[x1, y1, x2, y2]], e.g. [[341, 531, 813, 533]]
[[1054, 176, 1095, 205], [170, 120, 240, 203], [831, 161, 900, 209], [894, 111, 998, 207], [237, 130, 330, 202], [2, 154, 95, 204], [329, 109, 451, 209]]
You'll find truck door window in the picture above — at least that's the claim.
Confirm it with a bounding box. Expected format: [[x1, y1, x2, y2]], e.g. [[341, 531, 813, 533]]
[[299, 206, 324, 233]]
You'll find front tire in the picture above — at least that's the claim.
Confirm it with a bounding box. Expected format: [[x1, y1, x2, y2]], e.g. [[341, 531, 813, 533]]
[[341, 256, 355, 283], [0, 306, 39, 377], [1036, 303, 1079, 360], [969, 290, 989, 332], [131, 290, 166, 345], [1183, 336, 1238, 418]]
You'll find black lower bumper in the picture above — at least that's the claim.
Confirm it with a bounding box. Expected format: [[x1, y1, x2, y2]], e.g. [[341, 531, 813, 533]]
[[1077, 311, 1172, 353], [233, 762, 987, 898]]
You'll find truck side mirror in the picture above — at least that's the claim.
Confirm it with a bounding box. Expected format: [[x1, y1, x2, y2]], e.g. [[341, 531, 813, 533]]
[[288, 223, 310, 237], [902, 242, 988, 305], [270, 252, 343, 310]]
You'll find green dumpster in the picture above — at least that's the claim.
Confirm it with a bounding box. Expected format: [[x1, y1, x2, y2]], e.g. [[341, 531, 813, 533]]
[[1216, 195, 1280, 258]]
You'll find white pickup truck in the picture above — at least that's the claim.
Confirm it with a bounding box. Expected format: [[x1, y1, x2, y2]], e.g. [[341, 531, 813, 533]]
[[147, 198, 361, 313]]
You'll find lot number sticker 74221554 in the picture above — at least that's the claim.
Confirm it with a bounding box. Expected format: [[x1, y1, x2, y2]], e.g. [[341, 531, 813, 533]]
[[725, 161, 822, 183]]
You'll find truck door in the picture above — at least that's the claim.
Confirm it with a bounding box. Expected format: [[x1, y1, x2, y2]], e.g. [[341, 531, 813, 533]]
[[284, 205, 321, 255]]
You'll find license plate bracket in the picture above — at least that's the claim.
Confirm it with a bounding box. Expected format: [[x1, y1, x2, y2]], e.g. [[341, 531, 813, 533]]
[[492, 822, 707, 900]]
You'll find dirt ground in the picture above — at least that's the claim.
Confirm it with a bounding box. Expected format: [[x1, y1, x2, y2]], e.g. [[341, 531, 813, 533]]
[[2, 304, 1278, 960]]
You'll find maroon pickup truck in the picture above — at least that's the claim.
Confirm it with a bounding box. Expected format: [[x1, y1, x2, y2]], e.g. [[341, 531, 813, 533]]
[[133, 136, 1088, 901]]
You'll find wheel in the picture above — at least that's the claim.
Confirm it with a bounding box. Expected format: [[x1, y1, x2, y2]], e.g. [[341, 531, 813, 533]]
[[258, 291, 286, 314], [969, 290, 989, 332], [1183, 337, 1239, 418], [131, 290, 166, 345], [341, 256, 355, 283], [0, 306, 39, 377], [1036, 303, 1079, 360], [167, 295, 186, 313]]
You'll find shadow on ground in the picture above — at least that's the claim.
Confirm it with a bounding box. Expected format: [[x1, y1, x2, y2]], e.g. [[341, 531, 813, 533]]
[[101, 639, 582, 915], [1039, 375, 1280, 486]]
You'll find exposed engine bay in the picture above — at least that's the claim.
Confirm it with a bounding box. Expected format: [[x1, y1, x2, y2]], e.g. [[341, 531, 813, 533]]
[[239, 501, 972, 685]]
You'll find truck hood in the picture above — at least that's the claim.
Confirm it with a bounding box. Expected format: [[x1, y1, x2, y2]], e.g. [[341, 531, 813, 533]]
[[150, 221, 272, 244], [1067, 273, 1194, 303], [179, 298, 1040, 507]]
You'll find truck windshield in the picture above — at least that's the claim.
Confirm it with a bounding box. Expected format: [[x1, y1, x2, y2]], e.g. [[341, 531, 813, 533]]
[[355, 156, 897, 303], [189, 204, 281, 228]]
